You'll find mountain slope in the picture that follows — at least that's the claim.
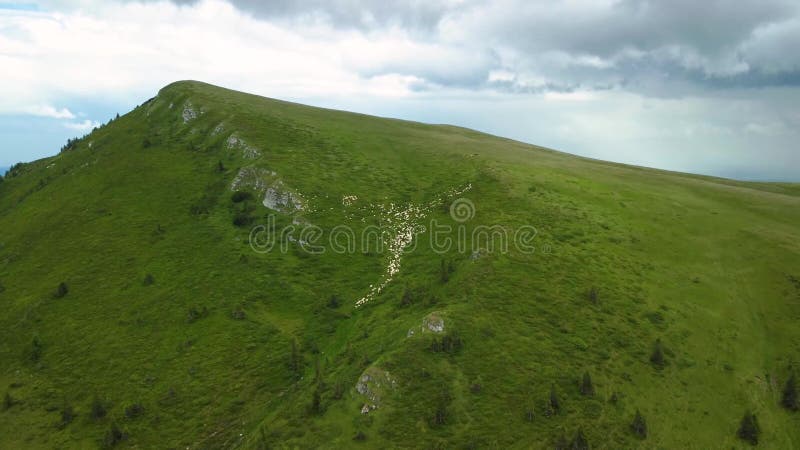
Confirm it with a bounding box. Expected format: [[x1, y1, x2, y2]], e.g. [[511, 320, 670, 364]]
[[0, 81, 799, 449]]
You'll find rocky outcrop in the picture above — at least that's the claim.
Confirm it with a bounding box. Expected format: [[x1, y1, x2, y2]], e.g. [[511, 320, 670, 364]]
[[355, 367, 396, 414]]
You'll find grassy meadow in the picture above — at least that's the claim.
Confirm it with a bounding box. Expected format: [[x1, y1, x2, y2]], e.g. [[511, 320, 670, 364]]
[[0, 81, 799, 448]]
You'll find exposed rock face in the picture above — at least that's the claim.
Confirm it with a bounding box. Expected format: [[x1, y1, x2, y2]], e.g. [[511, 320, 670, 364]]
[[182, 104, 197, 123], [230, 167, 305, 214], [230, 167, 274, 192], [226, 134, 261, 159], [263, 185, 304, 212], [423, 314, 445, 333], [355, 367, 396, 409], [407, 312, 446, 338]]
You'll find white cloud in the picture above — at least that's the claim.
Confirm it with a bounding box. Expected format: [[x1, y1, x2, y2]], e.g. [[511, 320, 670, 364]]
[[63, 119, 100, 131], [21, 104, 76, 119], [0, 0, 798, 180]]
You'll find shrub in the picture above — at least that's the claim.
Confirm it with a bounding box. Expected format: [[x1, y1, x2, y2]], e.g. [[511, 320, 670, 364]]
[[142, 273, 155, 286], [124, 402, 144, 419], [189, 193, 216, 216], [440, 259, 450, 283], [549, 386, 561, 415], [737, 411, 760, 445], [58, 403, 75, 429], [231, 307, 246, 320], [90, 396, 108, 420], [430, 332, 463, 354], [216, 161, 225, 172], [26, 336, 44, 362], [630, 409, 647, 438], [580, 372, 595, 396], [2, 392, 14, 410], [233, 212, 254, 227], [586, 287, 599, 304], [782, 373, 798, 411], [430, 401, 448, 427], [332, 381, 345, 400], [142, 138, 152, 148], [327, 295, 341, 309], [289, 340, 303, 380], [571, 429, 589, 450], [308, 388, 322, 416], [60, 137, 79, 153], [54, 282, 69, 299], [553, 434, 569, 450], [400, 287, 413, 307], [186, 306, 208, 323], [650, 339, 666, 369], [524, 406, 534, 422], [353, 430, 367, 441], [102, 422, 127, 448], [231, 191, 253, 203]]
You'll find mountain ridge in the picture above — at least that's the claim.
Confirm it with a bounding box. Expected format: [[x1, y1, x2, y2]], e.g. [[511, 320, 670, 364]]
[[0, 80, 798, 448]]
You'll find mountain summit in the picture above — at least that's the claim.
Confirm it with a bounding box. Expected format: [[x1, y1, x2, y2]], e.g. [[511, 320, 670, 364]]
[[1, 81, 799, 448]]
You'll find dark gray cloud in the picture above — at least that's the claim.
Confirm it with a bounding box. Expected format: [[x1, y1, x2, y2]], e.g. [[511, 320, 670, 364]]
[[223, 0, 800, 94], [169, 0, 459, 31], [104, 0, 800, 94]]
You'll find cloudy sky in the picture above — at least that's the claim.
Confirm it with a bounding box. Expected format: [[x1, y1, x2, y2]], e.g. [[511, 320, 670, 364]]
[[1, 0, 799, 180]]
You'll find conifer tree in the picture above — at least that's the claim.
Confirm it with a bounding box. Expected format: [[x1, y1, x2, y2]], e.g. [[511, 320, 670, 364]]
[[650, 339, 665, 369], [549, 386, 561, 414], [580, 371, 594, 396], [630, 409, 647, 438], [737, 411, 760, 445], [782, 373, 798, 411], [570, 428, 589, 450]]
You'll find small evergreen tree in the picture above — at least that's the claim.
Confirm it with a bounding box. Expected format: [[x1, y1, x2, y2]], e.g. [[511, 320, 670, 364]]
[[737, 410, 760, 445], [90, 396, 108, 420], [216, 160, 226, 172], [525, 404, 535, 422], [580, 372, 594, 396], [2, 392, 14, 410], [570, 428, 589, 450], [586, 287, 599, 304], [554, 433, 569, 450], [630, 409, 647, 438], [29, 336, 43, 362], [309, 387, 322, 416], [289, 340, 302, 380], [327, 295, 340, 309], [440, 259, 450, 283], [59, 403, 75, 429], [549, 386, 561, 415], [782, 373, 798, 411], [102, 422, 127, 448], [400, 287, 413, 307], [431, 401, 448, 426], [124, 402, 144, 419], [142, 273, 155, 286], [650, 339, 665, 369], [54, 281, 69, 299]]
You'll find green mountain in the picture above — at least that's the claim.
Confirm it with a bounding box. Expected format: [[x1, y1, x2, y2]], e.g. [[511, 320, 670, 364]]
[[1, 81, 799, 449]]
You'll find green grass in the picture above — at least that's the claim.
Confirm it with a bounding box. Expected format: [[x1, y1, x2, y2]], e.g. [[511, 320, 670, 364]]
[[0, 80, 799, 448]]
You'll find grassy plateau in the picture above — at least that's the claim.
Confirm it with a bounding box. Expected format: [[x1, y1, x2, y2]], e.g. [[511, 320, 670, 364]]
[[0, 81, 799, 448]]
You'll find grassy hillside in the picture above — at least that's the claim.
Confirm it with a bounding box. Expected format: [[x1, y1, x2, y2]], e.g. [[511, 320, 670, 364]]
[[0, 81, 799, 449]]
